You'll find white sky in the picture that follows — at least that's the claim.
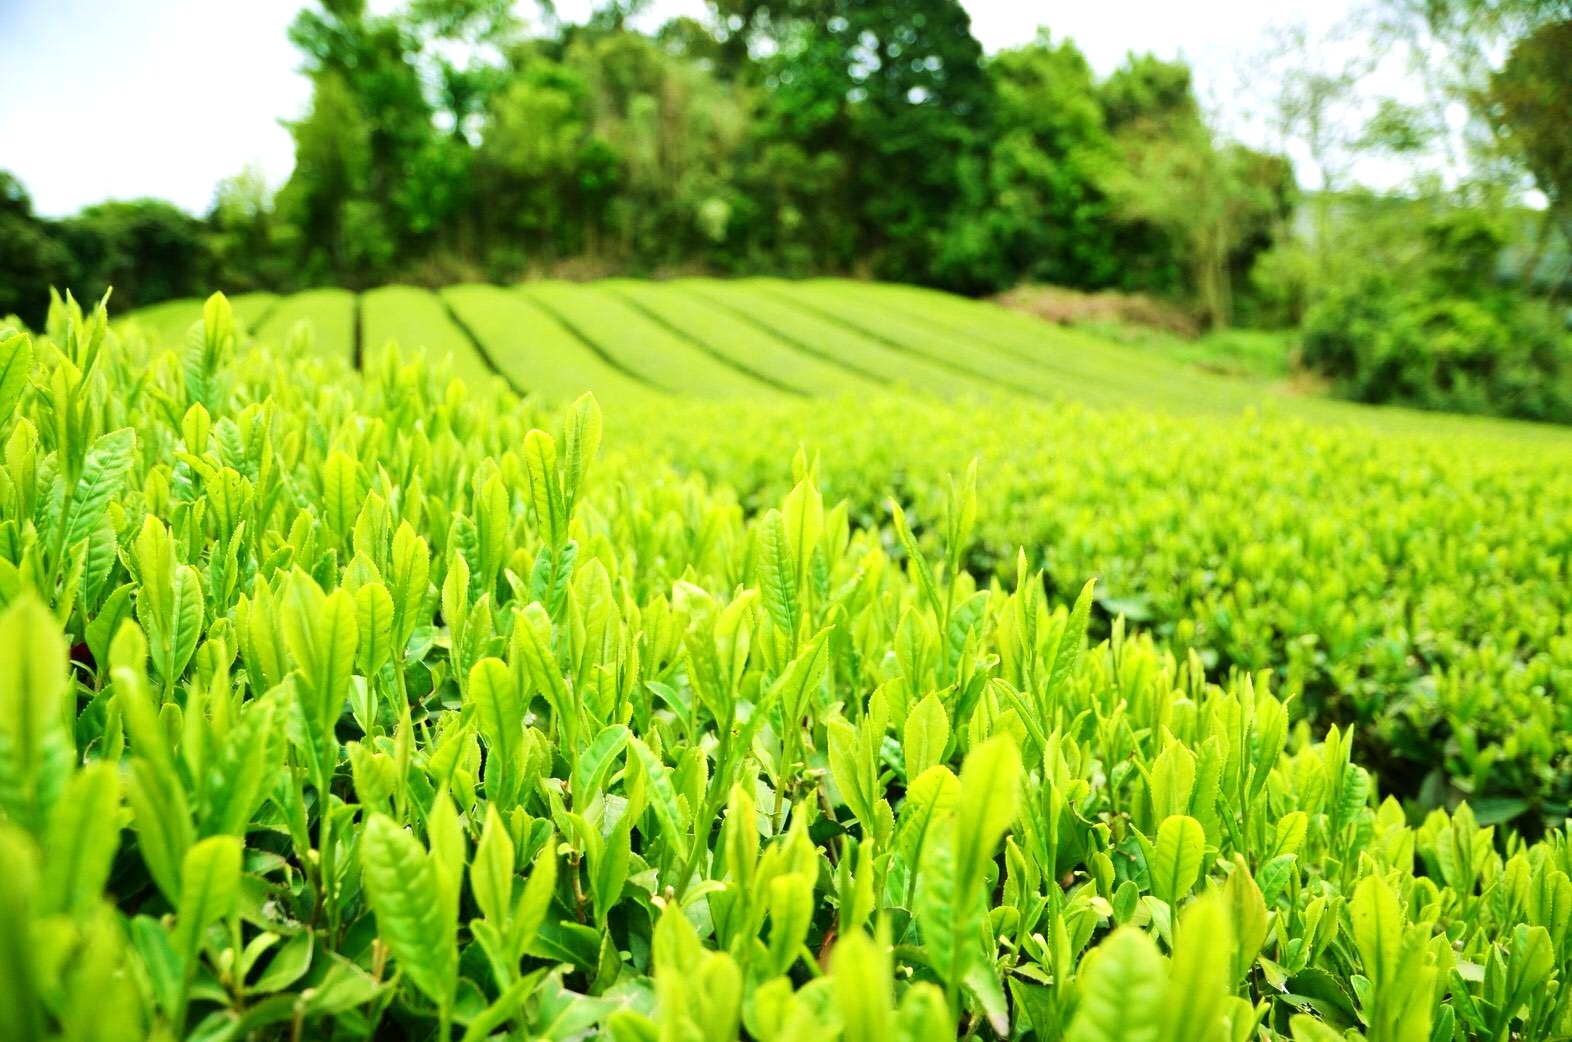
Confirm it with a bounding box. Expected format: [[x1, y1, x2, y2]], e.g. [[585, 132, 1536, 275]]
[[0, 0, 1350, 217]]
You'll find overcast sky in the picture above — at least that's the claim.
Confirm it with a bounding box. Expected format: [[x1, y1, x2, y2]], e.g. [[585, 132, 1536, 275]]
[[0, 0, 1350, 217]]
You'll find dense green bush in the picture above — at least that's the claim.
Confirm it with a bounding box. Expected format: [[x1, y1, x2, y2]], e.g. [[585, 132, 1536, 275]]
[[1301, 278, 1572, 421]]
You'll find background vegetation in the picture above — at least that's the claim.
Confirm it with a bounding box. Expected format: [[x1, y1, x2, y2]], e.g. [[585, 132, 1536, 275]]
[[2, 0, 1570, 420]]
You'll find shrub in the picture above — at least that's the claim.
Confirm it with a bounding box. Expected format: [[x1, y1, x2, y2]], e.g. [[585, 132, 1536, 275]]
[[1301, 278, 1572, 421]]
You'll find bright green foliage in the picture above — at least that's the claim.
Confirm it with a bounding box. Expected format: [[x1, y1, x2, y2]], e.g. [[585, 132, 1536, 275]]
[[628, 388, 1572, 827], [361, 285, 497, 389], [252, 287, 357, 363], [605, 279, 873, 397], [521, 282, 777, 398], [442, 284, 656, 407], [1, 292, 1570, 1041]]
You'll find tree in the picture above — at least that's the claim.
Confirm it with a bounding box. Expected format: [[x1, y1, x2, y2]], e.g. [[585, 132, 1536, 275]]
[[56, 199, 214, 310], [1101, 123, 1280, 329], [966, 33, 1121, 290], [474, 59, 598, 263], [715, 0, 994, 283], [280, 0, 440, 280], [209, 163, 286, 292], [0, 173, 71, 328], [276, 71, 384, 282], [1490, 19, 1572, 288], [1372, 0, 1571, 186], [1099, 53, 1200, 134]]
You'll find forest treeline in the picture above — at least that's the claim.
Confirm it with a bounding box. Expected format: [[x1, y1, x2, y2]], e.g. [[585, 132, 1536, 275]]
[[3, 0, 1570, 418]]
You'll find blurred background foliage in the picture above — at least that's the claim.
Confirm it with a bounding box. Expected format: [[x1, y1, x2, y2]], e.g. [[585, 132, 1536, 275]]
[[3, 0, 1570, 420]]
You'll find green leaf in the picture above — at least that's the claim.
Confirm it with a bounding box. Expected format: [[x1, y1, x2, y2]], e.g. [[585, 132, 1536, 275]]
[[167, 565, 206, 683], [561, 392, 602, 514], [126, 755, 194, 906], [58, 427, 135, 558], [764, 627, 831, 726], [304, 952, 386, 1015], [85, 583, 135, 673], [572, 723, 630, 805], [895, 765, 959, 872], [39, 762, 121, 919], [0, 330, 33, 424], [139, 537, 206, 690], [524, 429, 566, 548], [472, 804, 515, 928], [282, 573, 357, 740], [1148, 815, 1206, 908], [0, 596, 70, 830], [360, 813, 458, 1010], [474, 475, 510, 589], [781, 474, 823, 591], [201, 291, 235, 354], [831, 929, 894, 1042], [459, 969, 549, 1042], [765, 871, 814, 977], [1045, 578, 1096, 695], [828, 717, 875, 831], [1065, 927, 1165, 1042], [1163, 891, 1230, 1042], [1288, 1014, 1348, 1042], [251, 931, 315, 995], [355, 580, 395, 677], [903, 692, 950, 778], [0, 826, 43, 1042], [756, 509, 799, 636], [628, 736, 688, 849], [915, 826, 979, 998], [1147, 738, 1196, 824], [468, 657, 524, 807], [389, 520, 431, 647], [513, 602, 576, 752], [174, 834, 242, 1026], [954, 735, 1021, 889], [512, 834, 559, 959], [1221, 856, 1268, 985], [321, 450, 361, 543], [1350, 872, 1402, 990], [591, 796, 635, 926], [896, 982, 953, 1042], [174, 835, 241, 961], [889, 500, 944, 621], [1497, 923, 1554, 1030], [963, 961, 1011, 1038]]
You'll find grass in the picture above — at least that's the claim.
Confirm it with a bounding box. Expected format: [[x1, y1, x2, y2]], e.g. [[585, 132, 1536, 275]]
[[1073, 319, 1297, 381]]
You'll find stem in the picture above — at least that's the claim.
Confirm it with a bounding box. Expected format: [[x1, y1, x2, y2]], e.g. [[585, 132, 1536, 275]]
[[318, 767, 339, 939]]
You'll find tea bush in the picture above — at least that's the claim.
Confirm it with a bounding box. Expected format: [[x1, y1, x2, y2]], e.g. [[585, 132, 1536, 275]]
[[1, 293, 1570, 1041]]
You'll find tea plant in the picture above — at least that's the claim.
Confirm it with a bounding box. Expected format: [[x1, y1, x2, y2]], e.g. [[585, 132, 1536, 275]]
[[617, 390, 1572, 830], [361, 286, 495, 390], [1, 292, 1569, 1041]]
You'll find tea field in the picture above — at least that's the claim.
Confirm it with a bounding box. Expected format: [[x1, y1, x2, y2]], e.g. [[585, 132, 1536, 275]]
[[2, 286, 1570, 1041]]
